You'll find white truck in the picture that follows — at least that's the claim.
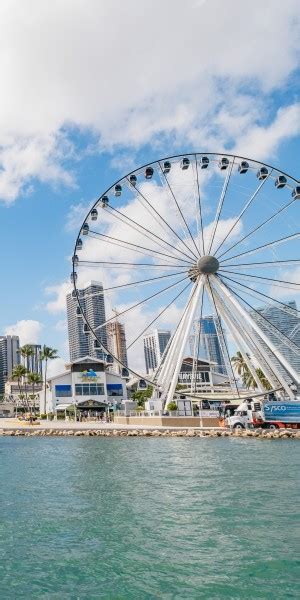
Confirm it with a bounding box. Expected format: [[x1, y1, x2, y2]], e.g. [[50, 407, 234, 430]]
[[226, 399, 300, 431]]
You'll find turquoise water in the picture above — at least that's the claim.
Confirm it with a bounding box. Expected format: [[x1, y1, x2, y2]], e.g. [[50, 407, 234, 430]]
[[0, 437, 299, 599]]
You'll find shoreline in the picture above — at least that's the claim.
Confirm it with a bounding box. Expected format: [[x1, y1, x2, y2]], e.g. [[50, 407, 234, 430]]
[[0, 426, 299, 439]]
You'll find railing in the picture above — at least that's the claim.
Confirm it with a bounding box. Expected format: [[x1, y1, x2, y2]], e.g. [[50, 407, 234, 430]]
[[115, 410, 219, 418]]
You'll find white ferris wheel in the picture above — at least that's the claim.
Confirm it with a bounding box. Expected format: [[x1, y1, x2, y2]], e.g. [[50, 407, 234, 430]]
[[71, 153, 300, 404]]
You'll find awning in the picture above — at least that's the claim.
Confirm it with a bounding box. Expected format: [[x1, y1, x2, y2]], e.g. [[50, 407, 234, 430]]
[[55, 403, 75, 411]]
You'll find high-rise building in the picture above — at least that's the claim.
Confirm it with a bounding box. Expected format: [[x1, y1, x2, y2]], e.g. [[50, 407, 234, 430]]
[[250, 301, 300, 380], [107, 320, 128, 368], [66, 281, 107, 362], [189, 316, 228, 375], [0, 335, 20, 394], [143, 329, 171, 374], [21, 344, 43, 376]]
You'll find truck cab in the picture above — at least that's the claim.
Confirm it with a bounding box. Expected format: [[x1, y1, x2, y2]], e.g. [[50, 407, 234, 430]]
[[226, 399, 263, 430]]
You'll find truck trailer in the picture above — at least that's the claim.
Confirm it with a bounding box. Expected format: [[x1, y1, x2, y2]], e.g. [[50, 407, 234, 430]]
[[226, 399, 300, 430]]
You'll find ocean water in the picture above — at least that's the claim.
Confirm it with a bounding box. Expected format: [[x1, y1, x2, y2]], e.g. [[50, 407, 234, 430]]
[[0, 437, 299, 599]]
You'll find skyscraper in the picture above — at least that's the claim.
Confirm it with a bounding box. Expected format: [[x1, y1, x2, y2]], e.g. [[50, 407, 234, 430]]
[[189, 316, 228, 375], [66, 281, 107, 362], [107, 320, 128, 368], [143, 329, 171, 374], [0, 335, 20, 394], [250, 301, 300, 380]]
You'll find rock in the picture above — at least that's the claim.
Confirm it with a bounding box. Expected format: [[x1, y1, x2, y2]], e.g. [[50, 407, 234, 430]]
[[186, 430, 195, 437]]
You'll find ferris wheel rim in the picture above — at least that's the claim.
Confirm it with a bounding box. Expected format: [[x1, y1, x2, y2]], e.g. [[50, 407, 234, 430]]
[[71, 150, 300, 397]]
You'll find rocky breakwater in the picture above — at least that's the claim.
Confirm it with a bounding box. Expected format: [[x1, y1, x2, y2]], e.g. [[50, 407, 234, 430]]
[[0, 428, 300, 439]]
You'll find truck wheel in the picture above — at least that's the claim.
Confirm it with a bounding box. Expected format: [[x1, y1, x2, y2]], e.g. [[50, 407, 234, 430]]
[[233, 423, 245, 430], [267, 424, 278, 430]]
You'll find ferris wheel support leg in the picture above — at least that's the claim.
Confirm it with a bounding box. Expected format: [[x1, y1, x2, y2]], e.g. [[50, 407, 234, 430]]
[[223, 309, 280, 392], [212, 293, 265, 392], [165, 278, 204, 408], [156, 285, 196, 386], [212, 277, 298, 398]]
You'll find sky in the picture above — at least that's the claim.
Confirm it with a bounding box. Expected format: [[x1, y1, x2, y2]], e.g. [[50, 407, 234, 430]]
[[1, 0, 300, 377]]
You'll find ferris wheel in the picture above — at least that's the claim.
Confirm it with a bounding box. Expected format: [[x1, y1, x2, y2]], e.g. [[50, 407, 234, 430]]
[[71, 152, 300, 404]]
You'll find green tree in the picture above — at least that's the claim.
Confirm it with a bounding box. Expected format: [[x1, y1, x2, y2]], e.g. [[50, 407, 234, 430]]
[[27, 372, 43, 412], [40, 345, 59, 414], [11, 364, 29, 412], [232, 351, 271, 390], [256, 368, 272, 391], [167, 401, 177, 412], [132, 385, 153, 408]]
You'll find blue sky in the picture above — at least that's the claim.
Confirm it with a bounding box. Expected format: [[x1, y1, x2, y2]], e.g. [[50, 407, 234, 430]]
[[1, 0, 300, 375]]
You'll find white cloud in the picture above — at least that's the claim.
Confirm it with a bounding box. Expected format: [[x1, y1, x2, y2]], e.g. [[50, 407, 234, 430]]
[[44, 281, 71, 313], [47, 357, 68, 378], [5, 319, 43, 344], [0, 0, 300, 201], [269, 266, 300, 301]]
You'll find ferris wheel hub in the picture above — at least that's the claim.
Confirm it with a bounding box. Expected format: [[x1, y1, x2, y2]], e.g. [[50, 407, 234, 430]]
[[197, 255, 219, 274]]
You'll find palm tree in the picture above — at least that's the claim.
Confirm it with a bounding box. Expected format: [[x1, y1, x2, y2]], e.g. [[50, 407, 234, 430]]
[[40, 346, 59, 414], [256, 368, 272, 391], [27, 372, 42, 413], [232, 351, 257, 390], [11, 364, 29, 412], [18, 344, 34, 370], [231, 351, 248, 378]]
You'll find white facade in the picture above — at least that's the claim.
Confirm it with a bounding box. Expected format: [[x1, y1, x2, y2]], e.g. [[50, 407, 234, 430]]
[[39, 356, 127, 414]]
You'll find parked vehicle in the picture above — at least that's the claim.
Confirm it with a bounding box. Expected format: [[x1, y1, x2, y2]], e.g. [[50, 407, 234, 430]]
[[226, 399, 300, 430]]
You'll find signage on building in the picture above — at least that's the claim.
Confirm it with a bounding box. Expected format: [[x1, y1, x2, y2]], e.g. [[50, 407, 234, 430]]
[[81, 369, 98, 381]]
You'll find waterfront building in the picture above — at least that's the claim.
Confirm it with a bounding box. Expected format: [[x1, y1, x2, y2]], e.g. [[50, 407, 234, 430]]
[[5, 379, 43, 404], [21, 344, 42, 376], [39, 355, 127, 416], [66, 281, 107, 362], [250, 300, 300, 381], [0, 335, 20, 394], [107, 319, 128, 369], [189, 316, 228, 375], [143, 329, 171, 374], [178, 356, 230, 392]]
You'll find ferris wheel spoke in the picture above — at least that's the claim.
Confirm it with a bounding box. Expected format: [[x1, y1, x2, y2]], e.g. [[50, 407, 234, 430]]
[[158, 161, 200, 258], [219, 232, 300, 264], [207, 158, 235, 255], [126, 281, 191, 350], [92, 274, 191, 332], [194, 155, 205, 256], [205, 275, 240, 396], [214, 173, 272, 258], [77, 260, 189, 269], [219, 273, 300, 317], [77, 271, 191, 301], [127, 176, 199, 261], [219, 259, 300, 269], [218, 198, 295, 261], [218, 277, 300, 355], [88, 230, 193, 266], [107, 204, 195, 264], [217, 268, 300, 289]]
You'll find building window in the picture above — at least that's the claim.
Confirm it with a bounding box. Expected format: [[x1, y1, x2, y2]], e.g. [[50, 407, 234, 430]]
[[55, 385, 72, 397], [107, 383, 123, 397], [75, 384, 105, 396]]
